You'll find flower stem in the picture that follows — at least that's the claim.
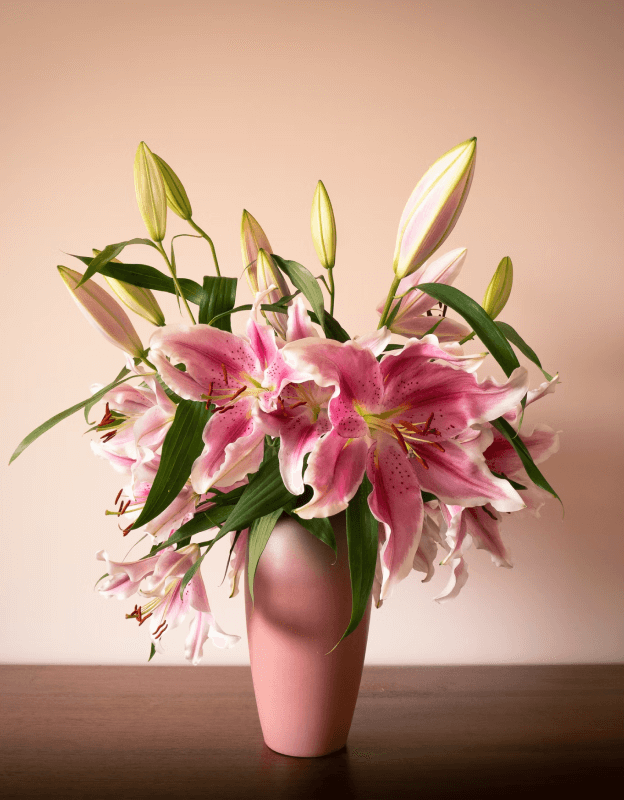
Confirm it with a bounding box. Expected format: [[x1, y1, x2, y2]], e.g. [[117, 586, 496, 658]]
[[378, 275, 401, 329], [188, 219, 221, 277], [155, 241, 196, 324], [327, 266, 336, 317], [458, 331, 476, 345]]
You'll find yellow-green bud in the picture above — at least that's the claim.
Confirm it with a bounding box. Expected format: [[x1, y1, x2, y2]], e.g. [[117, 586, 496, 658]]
[[241, 209, 272, 271], [134, 142, 167, 242], [92, 249, 165, 326], [152, 153, 193, 220], [483, 256, 513, 319], [311, 180, 336, 269]]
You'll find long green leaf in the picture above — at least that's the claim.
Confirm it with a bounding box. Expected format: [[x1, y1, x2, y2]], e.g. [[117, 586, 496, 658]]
[[491, 417, 561, 504], [328, 475, 378, 653], [217, 451, 295, 539], [198, 276, 238, 331], [496, 321, 554, 381], [272, 254, 326, 331], [75, 238, 158, 287], [131, 400, 210, 529], [9, 366, 130, 464], [417, 284, 520, 377], [70, 255, 206, 305], [247, 509, 283, 603], [287, 513, 337, 555]]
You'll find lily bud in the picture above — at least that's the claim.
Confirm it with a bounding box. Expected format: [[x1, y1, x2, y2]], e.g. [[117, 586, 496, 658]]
[[58, 266, 144, 357], [250, 249, 291, 338], [393, 137, 476, 279], [134, 142, 167, 242], [93, 250, 165, 326], [483, 256, 513, 319], [311, 180, 336, 269], [241, 209, 272, 271], [152, 152, 193, 220]]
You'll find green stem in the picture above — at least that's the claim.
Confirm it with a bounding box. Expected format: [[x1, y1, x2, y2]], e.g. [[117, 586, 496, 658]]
[[378, 276, 401, 329], [458, 331, 476, 345], [188, 219, 221, 277], [327, 266, 336, 317], [155, 241, 196, 324]]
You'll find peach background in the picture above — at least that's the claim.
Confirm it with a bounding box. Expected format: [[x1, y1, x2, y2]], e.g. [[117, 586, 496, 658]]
[[1, 0, 623, 665]]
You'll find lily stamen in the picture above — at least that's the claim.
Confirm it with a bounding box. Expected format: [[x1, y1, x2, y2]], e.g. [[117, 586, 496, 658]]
[[391, 424, 409, 455], [221, 364, 229, 385], [114, 488, 123, 504]]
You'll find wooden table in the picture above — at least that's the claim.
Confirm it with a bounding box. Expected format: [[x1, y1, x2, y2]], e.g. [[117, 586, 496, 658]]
[[1, 666, 621, 799]]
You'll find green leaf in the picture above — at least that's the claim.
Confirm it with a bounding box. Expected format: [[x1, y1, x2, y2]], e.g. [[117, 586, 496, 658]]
[[75, 238, 158, 287], [198, 276, 238, 331], [9, 366, 131, 464], [131, 400, 210, 530], [421, 491, 438, 504], [217, 451, 295, 539], [417, 284, 520, 377], [148, 504, 235, 556], [272, 254, 326, 332], [328, 475, 378, 653], [148, 643, 156, 662], [308, 309, 350, 342], [70, 255, 206, 306], [287, 513, 337, 555], [496, 321, 554, 381], [491, 417, 561, 504], [247, 508, 283, 603]]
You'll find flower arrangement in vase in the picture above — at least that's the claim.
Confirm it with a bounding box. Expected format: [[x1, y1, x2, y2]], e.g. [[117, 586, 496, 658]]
[[10, 137, 561, 757]]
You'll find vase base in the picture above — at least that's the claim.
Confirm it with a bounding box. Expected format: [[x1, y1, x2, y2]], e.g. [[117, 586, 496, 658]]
[[264, 740, 348, 759]]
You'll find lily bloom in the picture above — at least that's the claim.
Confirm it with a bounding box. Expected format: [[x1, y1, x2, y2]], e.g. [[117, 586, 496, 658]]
[[281, 334, 528, 601], [148, 293, 307, 493], [377, 248, 471, 341], [97, 544, 239, 664]]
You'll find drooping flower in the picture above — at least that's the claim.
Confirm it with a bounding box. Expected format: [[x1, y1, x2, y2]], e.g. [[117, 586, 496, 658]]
[[377, 248, 471, 341], [148, 293, 307, 493], [281, 334, 528, 601], [96, 543, 240, 664]]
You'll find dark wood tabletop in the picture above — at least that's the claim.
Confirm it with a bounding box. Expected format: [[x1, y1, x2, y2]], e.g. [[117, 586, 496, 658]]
[[1, 665, 621, 799]]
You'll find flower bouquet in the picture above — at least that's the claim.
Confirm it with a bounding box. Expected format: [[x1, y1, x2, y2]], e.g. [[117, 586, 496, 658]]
[[11, 137, 561, 676]]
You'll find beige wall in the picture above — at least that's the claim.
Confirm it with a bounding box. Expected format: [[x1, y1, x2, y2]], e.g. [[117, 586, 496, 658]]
[[2, 0, 622, 665]]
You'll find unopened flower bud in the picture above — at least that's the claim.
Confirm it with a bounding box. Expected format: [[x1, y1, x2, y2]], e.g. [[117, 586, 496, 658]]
[[251, 249, 291, 338], [482, 256, 513, 319], [152, 152, 193, 220], [58, 266, 144, 357], [241, 209, 272, 271], [311, 180, 336, 269], [393, 138, 476, 279], [134, 142, 167, 242], [93, 250, 165, 326]]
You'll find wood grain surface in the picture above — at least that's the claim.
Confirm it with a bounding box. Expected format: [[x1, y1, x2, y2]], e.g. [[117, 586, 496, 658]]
[[1, 665, 621, 799]]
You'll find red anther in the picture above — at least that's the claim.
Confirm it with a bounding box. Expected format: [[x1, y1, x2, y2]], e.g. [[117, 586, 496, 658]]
[[154, 621, 168, 640], [422, 412, 435, 435], [101, 430, 117, 443], [120, 500, 131, 515], [391, 424, 409, 456], [227, 385, 246, 402], [216, 403, 234, 414], [288, 400, 307, 410], [221, 364, 229, 385], [138, 612, 152, 626], [424, 441, 445, 452], [114, 488, 123, 504], [122, 523, 134, 537], [125, 604, 140, 620], [398, 419, 422, 434]]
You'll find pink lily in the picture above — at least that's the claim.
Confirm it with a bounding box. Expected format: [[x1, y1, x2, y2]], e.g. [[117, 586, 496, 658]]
[[148, 293, 307, 493], [377, 248, 471, 341], [96, 544, 239, 664], [281, 334, 528, 601]]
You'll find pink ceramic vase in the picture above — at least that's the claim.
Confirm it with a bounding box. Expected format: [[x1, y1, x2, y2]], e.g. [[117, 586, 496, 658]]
[[244, 510, 372, 758]]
